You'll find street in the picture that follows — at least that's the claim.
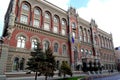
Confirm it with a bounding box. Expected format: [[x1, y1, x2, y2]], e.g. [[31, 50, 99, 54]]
[[94, 73, 120, 80]]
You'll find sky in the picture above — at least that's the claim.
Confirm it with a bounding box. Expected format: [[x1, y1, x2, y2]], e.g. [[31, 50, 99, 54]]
[[0, 0, 120, 47]]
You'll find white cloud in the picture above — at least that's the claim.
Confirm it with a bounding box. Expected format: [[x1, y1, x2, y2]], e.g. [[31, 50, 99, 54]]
[[77, 0, 120, 47], [0, 0, 10, 36]]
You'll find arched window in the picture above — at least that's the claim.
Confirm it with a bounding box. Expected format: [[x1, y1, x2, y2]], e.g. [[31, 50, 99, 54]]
[[89, 50, 92, 55], [22, 3, 29, 11], [33, 8, 41, 27], [61, 19, 66, 35], [54, 43, 58, 53], [72, 32, 76, 38], [79, 26, 83, 41], [53, 15, 59, 33], [43, 41, 49, 51], [88, 30, 91, 43], [72, 22, 76, 29], [62, 45, 66, 54], [85, 49, 88, 55], [13, 57, 19, 71], [62, 20, 65, 26], [54, 16, 58, 23], [45, 12, 50, 19], [81, 49, 84, 57], [20, 58, 25, 70], [20, 3, 30, 24], [44, 12, 51, 31], [83, 29, 87, 42], [34, 8, 40, 15], [31, 38, 38, 49], [17, 35, 26, 48]]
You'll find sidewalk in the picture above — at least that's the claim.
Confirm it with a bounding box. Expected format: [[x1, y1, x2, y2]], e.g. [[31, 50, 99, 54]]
[[6, 71, 119, 80], [6, 71, 86, 80], [84, 71, 119, 80]]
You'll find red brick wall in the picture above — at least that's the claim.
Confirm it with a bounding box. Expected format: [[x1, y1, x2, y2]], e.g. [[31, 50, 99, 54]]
[[8, 28, 69, 55]]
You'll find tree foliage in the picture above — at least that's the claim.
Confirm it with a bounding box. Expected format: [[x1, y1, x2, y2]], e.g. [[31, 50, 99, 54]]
[[26, 43, 56, 80], [26, 43, 44, 72], [43, 47, 56, 80], [60, 61, 72, 77]]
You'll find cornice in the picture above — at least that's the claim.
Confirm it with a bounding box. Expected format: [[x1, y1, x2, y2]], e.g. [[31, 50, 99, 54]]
[[14, 22, 68, 41], [8, 46, 31, 54]]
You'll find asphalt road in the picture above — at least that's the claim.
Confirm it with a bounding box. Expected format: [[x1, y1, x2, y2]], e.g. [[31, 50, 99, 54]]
[[94, 73, 120, 80]]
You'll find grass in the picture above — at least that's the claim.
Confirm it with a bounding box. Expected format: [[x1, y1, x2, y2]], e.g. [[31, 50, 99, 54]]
[[56, 76, 86, 80]]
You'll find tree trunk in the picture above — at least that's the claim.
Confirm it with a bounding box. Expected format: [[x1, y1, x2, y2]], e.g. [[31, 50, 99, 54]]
[[35, 72, 38, 80], [45, 75, 47, 80]]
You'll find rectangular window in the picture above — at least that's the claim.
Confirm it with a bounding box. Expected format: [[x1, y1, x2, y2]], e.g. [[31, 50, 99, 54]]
[[79, 36, 82, 41], [33, 19, 39, 27], [44, 23, 50, 31], [21, 41, 25, 48], [72, 32, 76, 38], [17, 40, 25, 48], [20, 14, 28, 24], [17, 40, 21, 48], [53, 26, 58, 33], [62, 29, 65, 35]]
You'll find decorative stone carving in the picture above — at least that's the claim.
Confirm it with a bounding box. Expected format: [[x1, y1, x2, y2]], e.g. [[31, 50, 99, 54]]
[[8, 12, 15, 27]]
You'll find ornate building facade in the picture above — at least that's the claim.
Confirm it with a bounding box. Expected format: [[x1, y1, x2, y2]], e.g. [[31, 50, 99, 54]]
[[115, 47, 120, 71], [0, 0, 116, 73]]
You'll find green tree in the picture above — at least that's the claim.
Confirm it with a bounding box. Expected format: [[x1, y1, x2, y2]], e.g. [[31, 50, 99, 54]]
[[43, 47, 56, 80], [26, 43, 45, 80], [60, 61, 72, 78]]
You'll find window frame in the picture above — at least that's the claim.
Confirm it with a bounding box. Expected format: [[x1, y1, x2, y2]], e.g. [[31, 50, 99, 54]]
[[22, 3, 29, 11], [20, 14, 28, 24], [33, 19, 40, 27], [31, 38, 38, 49], [54, 43, 58, 53], [62, 45, 66, 54], [17, 35, 26, 48]]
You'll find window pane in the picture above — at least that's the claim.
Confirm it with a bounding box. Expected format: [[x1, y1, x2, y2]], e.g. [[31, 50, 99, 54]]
[[81, 49, 84, 54], [72, 23, 76, 29], [20, 15, 28, 24], [17, 40, 21, 48], [22, 4, 29, 11], [54, 16, 58, 23], [53, 26, 58, 33], [85, 49, 88, 55], [34, 8, 40, 15], [62, 29, 65, 35], [72, 32, 75, 38], [44, 23, 50, 30], [17, 36, 26, 48], [21, 41, 25, 48], [33, 19, 39, 27], [63, 45, 66, 54], [43, 41, 49, 51], [62, 20, 65, 26], [45, 13, 50, 19], [31, 39, 38, 49], [54, 43, 58, 52]]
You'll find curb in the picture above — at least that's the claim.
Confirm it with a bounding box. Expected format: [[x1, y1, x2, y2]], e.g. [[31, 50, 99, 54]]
[[80, 72, 119, 80]]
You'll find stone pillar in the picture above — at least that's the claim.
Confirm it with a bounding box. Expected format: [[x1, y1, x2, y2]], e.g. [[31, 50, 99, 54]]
[[0, 44, 9, 75]]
